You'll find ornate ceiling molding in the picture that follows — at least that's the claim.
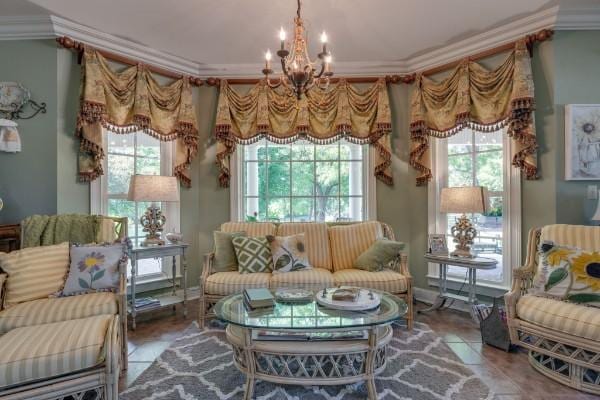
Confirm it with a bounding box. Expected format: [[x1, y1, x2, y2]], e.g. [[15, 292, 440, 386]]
[[0, 5, 598, 78]]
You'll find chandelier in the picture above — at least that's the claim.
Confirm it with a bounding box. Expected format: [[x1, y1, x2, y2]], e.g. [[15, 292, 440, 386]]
[[262, 0, 333, 99]]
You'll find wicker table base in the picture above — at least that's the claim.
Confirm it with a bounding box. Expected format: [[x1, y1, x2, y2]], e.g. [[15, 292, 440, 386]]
[[226, 324, 393, 400]]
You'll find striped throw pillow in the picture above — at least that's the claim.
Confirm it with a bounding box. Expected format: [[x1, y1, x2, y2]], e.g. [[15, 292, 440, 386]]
[[0, 242, 70, 306]]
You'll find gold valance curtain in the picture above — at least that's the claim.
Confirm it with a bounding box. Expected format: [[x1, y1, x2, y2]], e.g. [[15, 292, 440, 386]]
[[76, 49, 199, 187], [409, 40, 538, 186], [215, 78, 393, 187]]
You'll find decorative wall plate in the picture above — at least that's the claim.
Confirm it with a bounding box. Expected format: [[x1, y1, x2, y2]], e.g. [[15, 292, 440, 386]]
[[316, 287, 381, 311], [0, 82, 31, 112]]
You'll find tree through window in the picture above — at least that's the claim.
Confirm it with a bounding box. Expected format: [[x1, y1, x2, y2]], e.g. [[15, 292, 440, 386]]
[[241, 139, 366, 222]]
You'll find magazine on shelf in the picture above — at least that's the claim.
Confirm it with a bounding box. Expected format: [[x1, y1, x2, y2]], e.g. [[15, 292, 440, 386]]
[[134, 297, 160, 310]]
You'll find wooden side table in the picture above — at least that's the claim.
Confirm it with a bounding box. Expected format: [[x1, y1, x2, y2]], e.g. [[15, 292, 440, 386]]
[[128, 242, 189, 330], [419, 253, 498, 313], [0, 224, 20, 253]]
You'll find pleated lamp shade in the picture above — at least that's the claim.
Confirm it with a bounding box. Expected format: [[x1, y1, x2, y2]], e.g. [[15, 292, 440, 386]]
[[440, 186, 489, 214], [127, 175, 179, 203]]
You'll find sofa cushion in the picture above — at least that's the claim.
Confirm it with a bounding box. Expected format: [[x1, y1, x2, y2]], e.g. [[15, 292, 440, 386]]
[[517, 294, 600, 342], [0, 292, 117, 334], [221, 222, 277, 237], [0, 314, 112, 388], [333, 269, 408, 293], [354, 239, 405, 272], [277, 223, 332, 270], [213, 231, 247, 272], [268, 233, 312, 274], [0, 242, 70, 306], [232, 236, 273, 274], [269, 268, 333, 290], [328, 221, 383, 271], [205, 271, 272, 295]]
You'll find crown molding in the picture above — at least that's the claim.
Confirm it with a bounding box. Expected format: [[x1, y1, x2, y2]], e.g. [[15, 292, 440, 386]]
[[0, 4, 598, 78]]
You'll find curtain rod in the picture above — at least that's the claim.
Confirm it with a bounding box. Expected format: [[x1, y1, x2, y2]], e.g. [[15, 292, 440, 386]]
[[56, 28, 553, 87]]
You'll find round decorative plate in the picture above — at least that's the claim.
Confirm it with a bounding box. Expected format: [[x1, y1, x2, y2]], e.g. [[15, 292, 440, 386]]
[[316, 287, 381, 311], [0, 82, 30, 112]]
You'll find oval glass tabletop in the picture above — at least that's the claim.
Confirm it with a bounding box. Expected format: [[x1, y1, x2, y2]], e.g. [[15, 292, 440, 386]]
[[214, 289, 408, 330]]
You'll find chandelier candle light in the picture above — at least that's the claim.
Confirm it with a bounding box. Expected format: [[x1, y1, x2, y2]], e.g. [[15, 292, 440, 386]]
[[440, 186, 489, 258], [262, 0, 333, 99], [127, 175, 179, 246]]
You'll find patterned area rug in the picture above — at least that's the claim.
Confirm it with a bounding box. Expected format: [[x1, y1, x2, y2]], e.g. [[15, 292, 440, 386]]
[[121, 321, 493, 399]]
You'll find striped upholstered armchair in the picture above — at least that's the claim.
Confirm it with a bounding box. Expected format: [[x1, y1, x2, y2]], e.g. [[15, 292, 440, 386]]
[[505, 224, 600, 395]]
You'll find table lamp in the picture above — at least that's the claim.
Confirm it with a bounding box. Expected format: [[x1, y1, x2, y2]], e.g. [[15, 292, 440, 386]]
[[127, 175, 179, 246], [440, 186, 489, 258]]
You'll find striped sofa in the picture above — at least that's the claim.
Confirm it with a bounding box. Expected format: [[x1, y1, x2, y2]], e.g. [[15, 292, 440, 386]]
[[199, 221, 412, 329], [505, 224, 600, 395], [0, 217, 127, 400]]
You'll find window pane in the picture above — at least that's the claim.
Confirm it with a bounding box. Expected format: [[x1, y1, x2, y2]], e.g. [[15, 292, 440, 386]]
[[476, 150, 503, 192], [340, 141, 363, 160], [244, 197, 265, 221], [108, 199, 136, 237], [448, 154, 472, 187], [316, 144, 339, 160], [136, 156, 160, 176], [107, 132, 134, 155], [475, 130, 503, 151], [267, 198, 289, 221], [316, 161, 339, 196], [447, 130, 473, 155], [291, 198, 314, 222], [136, 133, 160, 159], [244, 161, 263, 196], [340, 197, 363, 221], [340, 161, 362, 196], [291, 141, 314, 160], [268, 144, 291, 161], [315, 197, 339, 222], [267, 162, 290, 196], [291, 162, 314, 196], [107, 154, 134, 195]]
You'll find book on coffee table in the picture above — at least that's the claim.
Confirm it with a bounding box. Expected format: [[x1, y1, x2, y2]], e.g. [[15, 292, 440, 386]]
[[244, 288, 274, 309]]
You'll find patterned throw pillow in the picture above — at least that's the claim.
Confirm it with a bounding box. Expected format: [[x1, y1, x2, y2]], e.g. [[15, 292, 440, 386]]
[[266, 234, 312, 274], [232, 236, 273, 274], [61, 243, 127, 296], [532, 241, 600, 307]]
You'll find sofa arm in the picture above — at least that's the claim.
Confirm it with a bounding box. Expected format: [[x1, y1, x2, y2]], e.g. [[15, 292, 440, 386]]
[[200, 252, 215, 294], [0, 273, 6, 311]]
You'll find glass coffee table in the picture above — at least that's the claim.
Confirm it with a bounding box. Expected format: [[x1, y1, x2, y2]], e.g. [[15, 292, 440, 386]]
[[215, 289, 407, 400]]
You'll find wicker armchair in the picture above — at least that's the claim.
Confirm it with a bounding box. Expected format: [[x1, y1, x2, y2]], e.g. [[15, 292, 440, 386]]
[[199, 221, 413, 330], [505, 225, 600, 395]]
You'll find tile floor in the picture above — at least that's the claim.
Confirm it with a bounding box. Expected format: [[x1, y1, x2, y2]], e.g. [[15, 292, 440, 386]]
[[121, 300, 597, 399]]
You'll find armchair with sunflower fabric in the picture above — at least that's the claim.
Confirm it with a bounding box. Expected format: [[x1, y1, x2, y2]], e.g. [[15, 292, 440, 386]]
[[505, 224, 600, 395]]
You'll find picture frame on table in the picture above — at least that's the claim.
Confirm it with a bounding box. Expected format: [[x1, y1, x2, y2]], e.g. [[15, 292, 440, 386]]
[[565, 104, 600, 180], [428, 234, 448, 256]]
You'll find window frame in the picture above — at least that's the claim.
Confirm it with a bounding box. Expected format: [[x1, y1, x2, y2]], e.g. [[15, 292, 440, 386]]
[[230, 140, 377, 222], [427, 129, 521, 291], [90, 130, 181, 283]]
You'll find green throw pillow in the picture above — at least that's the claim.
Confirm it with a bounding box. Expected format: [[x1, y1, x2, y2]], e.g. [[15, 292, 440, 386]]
[[353, 239, 405, 272], [213, 231, 247, 272], [232, 236, 273, 274]]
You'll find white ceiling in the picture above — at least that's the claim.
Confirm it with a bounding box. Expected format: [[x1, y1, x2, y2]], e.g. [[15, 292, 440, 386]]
[[4, 0, 558, 65], [2, 0, 600, 77]]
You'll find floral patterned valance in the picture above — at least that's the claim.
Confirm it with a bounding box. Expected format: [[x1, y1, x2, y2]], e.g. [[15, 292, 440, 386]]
[[409, 40, 538, 186], [215, 78, 393, 187], [76, 49, 199, 187]]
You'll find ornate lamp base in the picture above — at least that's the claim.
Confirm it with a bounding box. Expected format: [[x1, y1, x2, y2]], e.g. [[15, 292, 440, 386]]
[[450, 214, 477, 258], [140, 203, 166, 247]]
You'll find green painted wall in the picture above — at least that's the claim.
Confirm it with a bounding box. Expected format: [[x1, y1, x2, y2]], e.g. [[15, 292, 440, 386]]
[[0, 40, 58, 224], [2, 32, 599, 290]]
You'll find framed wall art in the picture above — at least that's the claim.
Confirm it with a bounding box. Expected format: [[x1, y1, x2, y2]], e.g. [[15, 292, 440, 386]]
[[565, 104, 600, 180]]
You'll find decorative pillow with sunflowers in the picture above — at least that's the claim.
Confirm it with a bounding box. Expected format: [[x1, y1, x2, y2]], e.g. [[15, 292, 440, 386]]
[[532, 241, 600, 307], [266, 234, 312, 274], [61, 243, 127, 296]]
